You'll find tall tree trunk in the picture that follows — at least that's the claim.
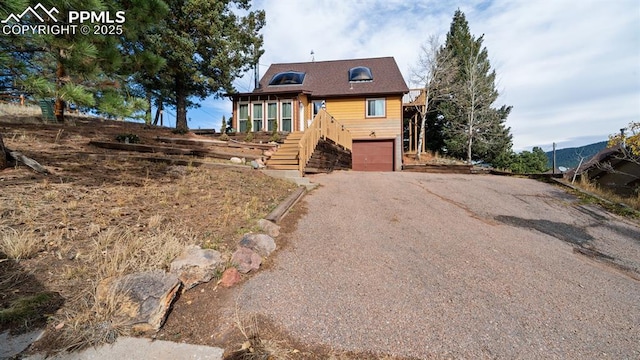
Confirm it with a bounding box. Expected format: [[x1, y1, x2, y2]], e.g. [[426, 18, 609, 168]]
[[0, 133, 7, 170], [467, 108, 474, 164], [415, 87, 430, 161], [153, 100, 162, 126], [145, 90, 152, 125], [175, 79, 188, 132], [54, 57, 65, 123]]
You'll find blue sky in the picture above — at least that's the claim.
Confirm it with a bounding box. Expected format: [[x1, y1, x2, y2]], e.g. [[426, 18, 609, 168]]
[[182, 0, 640, 152]]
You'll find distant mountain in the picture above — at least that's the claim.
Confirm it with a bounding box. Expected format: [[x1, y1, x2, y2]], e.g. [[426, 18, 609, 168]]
[[545, 141, 608, 169]]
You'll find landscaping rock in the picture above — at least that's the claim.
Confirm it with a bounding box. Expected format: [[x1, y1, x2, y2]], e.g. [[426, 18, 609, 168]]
[[257, 219, 280, 237], [96, 270, 180, 332], [1, 329, 44, 359], [219, 267, 241, 287], [250, 160, 265, 169], [230, 157, 243, 164], [263, 150, 273, 157], [239, 233, 276, 257], [231, 247, 262, 274], [170, 245, 223, 290]]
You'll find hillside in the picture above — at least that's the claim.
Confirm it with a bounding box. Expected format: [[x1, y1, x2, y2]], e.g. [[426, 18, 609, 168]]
[[545, 141, 607, 169]]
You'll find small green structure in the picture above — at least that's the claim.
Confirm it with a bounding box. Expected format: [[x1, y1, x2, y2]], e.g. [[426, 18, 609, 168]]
[[38, 100, 55, 122]]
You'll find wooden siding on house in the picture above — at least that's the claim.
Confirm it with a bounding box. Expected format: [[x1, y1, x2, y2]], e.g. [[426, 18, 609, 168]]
[[324, 96, 403, 139]]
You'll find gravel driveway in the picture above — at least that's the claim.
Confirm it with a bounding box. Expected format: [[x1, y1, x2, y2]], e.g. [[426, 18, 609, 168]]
[[238, 172, 640, 359]]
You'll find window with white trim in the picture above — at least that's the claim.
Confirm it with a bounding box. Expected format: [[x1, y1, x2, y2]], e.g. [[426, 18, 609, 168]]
[[267, 102, 277, 131], [252, 103, 263, 131], [238, 103, 249, 132], [366, 98, 385, 117], [281, 101, 292, 132]]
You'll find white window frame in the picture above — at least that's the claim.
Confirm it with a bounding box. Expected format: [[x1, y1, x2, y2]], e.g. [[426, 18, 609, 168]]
[[281, 101, 293, 132], [267, 102, 278, 131], [238, 102, 249, 132], [366, 98, 386, 118], [252, 102, 264, 131]]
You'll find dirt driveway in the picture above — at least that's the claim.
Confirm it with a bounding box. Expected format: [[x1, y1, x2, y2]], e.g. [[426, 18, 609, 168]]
[[238, 172, 640, 359]]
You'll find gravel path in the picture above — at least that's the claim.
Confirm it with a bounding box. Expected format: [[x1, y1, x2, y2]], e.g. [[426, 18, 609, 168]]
[[238, 172, 640, 359]]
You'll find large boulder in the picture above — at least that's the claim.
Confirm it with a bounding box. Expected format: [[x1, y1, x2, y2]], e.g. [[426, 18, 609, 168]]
[[170, 245, 224, 290], [239, 233, 276, 257], [231, 247, 262, 274], [96, 271, 180, 332]]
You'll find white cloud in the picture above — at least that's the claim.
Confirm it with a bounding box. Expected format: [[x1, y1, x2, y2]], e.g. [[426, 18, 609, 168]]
[[190, 0, 640, 151]]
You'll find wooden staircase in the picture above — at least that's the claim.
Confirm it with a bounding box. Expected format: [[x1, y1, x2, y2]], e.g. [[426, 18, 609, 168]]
[[266, 110, 353, 175], [266, 132, 303, 170]]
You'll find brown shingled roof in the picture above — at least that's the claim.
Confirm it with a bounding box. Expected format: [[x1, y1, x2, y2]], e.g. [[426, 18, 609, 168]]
[[246, 57, 408, 97]]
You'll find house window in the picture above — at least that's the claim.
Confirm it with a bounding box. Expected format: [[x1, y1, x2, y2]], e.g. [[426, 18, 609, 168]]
[[366, 98, 385, 117], [281, 101, 292, 132], [253, 103, 263, 131], [269, 71, 306, 86], [312, 100, 325, 119], [267, 103, 277, 131], [349, 66, 373, 82], [238, 103, 249, 132]]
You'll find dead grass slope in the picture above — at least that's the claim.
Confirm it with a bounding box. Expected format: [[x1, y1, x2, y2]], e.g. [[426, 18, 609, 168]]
[[0, 116, 296, 352]]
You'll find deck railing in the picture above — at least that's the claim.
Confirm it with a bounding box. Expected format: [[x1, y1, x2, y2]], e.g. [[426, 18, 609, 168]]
[[298, 109, 352, 174]]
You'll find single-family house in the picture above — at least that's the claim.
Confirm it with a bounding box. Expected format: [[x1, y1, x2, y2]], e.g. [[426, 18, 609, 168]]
[[567, 144, 640, 197], [228, 57, 409, 172]]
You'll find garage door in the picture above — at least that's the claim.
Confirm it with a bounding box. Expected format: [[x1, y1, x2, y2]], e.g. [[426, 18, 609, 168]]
[[352, 140, 394, 171]]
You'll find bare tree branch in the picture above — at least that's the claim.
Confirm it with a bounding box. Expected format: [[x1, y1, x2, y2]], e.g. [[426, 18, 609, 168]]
[[409, 35, 456, 161]]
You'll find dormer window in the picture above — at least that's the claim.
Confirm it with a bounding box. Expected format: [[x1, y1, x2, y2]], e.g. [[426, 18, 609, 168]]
[[349, 66, 373, 82], [269, 71, 306, 85]]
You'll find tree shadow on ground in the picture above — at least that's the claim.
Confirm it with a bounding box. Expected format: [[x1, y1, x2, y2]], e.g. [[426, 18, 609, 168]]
[[0, 253, 64, 335], [494, 215, 593, 245]]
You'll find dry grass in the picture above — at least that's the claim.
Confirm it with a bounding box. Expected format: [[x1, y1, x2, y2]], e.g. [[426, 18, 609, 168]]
[[0, 103, 42, 116], [0, 118, 297, 353], [0, 226, 45, 260], [227, 304, 297, 360], [574, 177, 640, 215]]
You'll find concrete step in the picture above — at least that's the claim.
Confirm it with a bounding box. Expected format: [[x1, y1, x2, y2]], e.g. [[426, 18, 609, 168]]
[[260, 169, 318, 190]]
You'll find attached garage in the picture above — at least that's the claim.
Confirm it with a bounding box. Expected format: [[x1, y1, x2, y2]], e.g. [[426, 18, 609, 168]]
[[352, 139, 395, 171]]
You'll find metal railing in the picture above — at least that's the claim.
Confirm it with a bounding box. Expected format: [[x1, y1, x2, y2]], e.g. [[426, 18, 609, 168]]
[[298, 109, 352, 174]]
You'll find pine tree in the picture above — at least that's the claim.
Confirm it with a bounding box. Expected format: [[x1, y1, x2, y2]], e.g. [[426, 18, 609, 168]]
[[148, 0, 265, 131], [439, 9, 512, 163], [4, 0, 168, 121]]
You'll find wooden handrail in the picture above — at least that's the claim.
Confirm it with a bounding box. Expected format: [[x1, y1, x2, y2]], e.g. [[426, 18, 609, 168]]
[[298, 109, 352, 175]]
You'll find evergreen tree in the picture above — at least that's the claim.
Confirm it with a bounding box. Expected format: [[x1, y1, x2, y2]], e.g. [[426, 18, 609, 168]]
[[3, 0, 168, 121], [438, 9, 512, 163], [148, 0, 265, 131], [509, 147, 549, 174]]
